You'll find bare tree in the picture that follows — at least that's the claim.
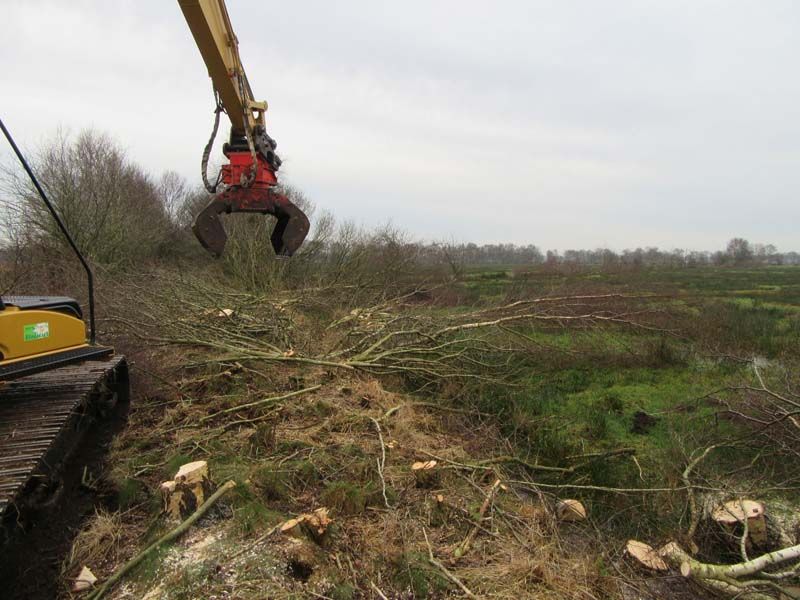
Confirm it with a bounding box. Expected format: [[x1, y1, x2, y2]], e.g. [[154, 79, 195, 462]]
[[727, 237, 753, 265], [1, 130, 176, 268]]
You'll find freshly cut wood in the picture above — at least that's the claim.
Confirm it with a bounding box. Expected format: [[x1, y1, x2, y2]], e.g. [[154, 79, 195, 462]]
[[174, 461, 208, 484], [280, 518, 303, 536], [73, 565, 97, 592], [160, 481, 179, 517], [303, 507, 332, 543], [161, 460, 214, 520], [711, 499, 764, 524], [412, 460, 437, 470], [556, 499, 586, 522], [657, 541, 685, 560], [626, 540, 668, 571], [412, 460, 439, 488], [279, 508, 332, 544], [711, 499, 767, 546]]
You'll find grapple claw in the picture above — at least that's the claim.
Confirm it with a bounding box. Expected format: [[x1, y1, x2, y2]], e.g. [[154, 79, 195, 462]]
[[192, 186, 310, 258]]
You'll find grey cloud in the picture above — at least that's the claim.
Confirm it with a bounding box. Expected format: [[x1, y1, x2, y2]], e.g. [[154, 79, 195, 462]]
[[2, 0, 798, 250]]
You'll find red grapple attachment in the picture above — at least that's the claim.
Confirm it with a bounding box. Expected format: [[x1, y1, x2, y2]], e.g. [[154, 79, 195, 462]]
[[192, 152, 310, 257]]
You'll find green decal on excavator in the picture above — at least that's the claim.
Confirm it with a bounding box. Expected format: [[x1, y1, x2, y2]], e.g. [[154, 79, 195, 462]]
[[23, 322, 50, 341]]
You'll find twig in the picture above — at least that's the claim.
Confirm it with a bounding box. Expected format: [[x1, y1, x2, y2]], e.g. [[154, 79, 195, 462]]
[[631, 455, 645, 482], [739, 499, 750, 562], [422, 528, 478, 599], [509, 479, 702, 494], [418, 449, 570, 475], [382, 402, 490, 420], [370, 581, 389, 600], [566, 447, 636, 461], [369, 417, 391, 508], [453, 478, 501, 561], [477, 454, 573, 474], [199, 385, 320, 422], [88, 480, 236, 600], [683, 445, 718, 542]]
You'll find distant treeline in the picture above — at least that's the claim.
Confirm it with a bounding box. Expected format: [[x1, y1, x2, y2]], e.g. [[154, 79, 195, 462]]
[[419, 238, 799, 268]]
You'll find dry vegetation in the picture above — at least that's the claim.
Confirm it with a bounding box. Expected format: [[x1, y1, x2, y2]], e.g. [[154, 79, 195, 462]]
[[56, 268, 794, 600]]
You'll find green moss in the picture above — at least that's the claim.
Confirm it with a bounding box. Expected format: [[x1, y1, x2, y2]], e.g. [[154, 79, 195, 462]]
[[163, 453, 195, 479], [329, 583, 357, 600], [276, 439, 315, 453], [286, 459, 323, 488], [229, 483, 284, 534], [251, 463, 289, 501], [115, 477, 145, 510], [392, 551, 451, 598], [321, 481, 373, 516]]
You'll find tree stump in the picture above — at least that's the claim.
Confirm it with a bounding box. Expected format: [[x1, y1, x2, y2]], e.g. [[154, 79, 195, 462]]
[[556, 499, 587, 522], [428, 494, 449, 527], [248, 423, 276, 457], [412, 460, 439, 488], [160, 461, 214, 520], [279, 508, 332, 545], [711, 499, 767, 549]]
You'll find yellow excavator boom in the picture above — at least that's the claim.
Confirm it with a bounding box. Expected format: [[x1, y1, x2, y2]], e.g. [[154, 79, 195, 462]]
[[178, 0, 267, 138]]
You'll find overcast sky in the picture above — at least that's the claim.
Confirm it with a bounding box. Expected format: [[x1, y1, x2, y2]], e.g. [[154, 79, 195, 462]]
[[2, 1, 798, 251]]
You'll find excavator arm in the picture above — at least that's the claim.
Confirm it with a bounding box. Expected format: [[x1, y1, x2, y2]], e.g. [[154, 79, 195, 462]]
[[178, 0, 309, 257]]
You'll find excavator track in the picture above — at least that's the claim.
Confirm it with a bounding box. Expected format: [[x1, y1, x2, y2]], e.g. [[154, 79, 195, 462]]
[[0, 355, 128, 522]]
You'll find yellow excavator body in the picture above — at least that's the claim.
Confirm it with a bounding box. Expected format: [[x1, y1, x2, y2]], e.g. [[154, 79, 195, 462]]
[[0, 297, 113, 380], [0, 306, 87, 365]]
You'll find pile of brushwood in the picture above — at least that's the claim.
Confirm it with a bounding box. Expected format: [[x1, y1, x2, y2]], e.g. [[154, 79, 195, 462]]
[[58, 271, 800, 599]]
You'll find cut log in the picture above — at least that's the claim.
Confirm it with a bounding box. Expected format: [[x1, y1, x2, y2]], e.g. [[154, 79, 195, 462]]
[[626, 540, 668, 571], [658, 538, 800, 600], [161, 460, 214, 520]]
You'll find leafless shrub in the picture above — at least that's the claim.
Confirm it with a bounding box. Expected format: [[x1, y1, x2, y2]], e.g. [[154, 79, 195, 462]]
[[1, 129, 189, 269], [716, 360, 800, 462]]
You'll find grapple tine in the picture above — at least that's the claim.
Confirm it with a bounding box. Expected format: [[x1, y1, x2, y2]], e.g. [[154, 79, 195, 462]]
[[192, 200, 228, 257], [271, 201, 310, 257]]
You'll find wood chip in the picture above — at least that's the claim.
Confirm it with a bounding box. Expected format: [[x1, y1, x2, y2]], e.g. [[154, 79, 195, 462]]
[[72, 566, 97, 592], [412, 460, 437, 471]]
